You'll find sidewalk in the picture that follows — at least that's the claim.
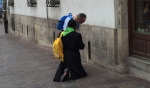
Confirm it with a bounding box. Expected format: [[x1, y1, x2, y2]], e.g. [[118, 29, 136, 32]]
[[0, 23, 150, 88]]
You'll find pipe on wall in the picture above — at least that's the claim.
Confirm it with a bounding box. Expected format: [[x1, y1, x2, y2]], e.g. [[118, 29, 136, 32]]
[[114, 0, 118, 29], [46, 3, 48, 19], [114, 0, 119, 65]]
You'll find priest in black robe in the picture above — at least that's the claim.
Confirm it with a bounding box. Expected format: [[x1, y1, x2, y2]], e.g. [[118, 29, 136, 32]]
[[53, 20, 87, 82]]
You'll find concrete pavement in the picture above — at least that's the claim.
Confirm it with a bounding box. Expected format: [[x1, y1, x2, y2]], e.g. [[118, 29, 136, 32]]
[[0, 23, 150, 88]]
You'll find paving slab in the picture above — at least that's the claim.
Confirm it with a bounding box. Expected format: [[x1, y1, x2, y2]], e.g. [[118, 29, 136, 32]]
[[0, 24, 150, 88]]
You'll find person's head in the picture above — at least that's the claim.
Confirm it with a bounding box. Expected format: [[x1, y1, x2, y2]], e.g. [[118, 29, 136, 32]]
[[76, 13, 86, 24], [68, 20, 77, 29]]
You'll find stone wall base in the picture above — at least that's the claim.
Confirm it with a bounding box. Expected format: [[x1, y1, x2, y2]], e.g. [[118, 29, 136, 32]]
[[7, 14, 129, 73]]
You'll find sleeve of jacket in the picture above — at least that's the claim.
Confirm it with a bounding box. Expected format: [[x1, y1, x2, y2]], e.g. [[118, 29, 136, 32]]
[[76, 33, 85, 50]]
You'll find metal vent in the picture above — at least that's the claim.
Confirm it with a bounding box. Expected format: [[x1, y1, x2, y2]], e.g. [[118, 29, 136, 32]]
[[88, 41, 91, 60], [11, 18, 15, 31], [27, 0, 37, 7], [46, 0, 60, 7], [8, 0, 14, 6]]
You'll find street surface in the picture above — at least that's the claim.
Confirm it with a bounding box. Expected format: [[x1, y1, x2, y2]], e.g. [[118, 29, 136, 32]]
[[0, 23, 150, 88]]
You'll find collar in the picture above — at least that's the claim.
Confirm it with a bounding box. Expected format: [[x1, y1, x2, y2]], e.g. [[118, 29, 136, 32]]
[[62, 27, 75, 36]]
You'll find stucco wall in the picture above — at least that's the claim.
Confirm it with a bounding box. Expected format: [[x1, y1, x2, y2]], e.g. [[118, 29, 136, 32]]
[[9, 0, 115, 28], [9, 0, 47, 19], [48, 0, 115, 28]]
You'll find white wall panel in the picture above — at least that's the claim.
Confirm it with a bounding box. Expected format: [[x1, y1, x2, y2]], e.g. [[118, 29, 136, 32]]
[[48, 0, 115, 28], [9, 0, 115, 28], [10, 0, 47, 18]]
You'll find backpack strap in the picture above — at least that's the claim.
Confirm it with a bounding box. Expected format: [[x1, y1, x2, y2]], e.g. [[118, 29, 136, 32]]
[[59, 32, 63, 38], [68, 13, 72, 16], [67, 13, 72, 19]]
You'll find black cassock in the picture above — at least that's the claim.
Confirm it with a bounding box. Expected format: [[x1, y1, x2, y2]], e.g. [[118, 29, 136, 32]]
[[53, 31, 87, 82]]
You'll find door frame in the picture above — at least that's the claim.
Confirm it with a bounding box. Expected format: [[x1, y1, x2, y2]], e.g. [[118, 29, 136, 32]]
[[128, 0, 134, 56], [128, 0, 150, 58]]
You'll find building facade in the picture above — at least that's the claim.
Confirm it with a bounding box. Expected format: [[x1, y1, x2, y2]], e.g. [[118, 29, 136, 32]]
[[5, 0, 150, 81]]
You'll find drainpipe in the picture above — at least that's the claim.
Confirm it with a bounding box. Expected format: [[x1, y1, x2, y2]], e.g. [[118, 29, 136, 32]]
[[114, 0, 118, 29], [114, 0, 118, 65], [46, 3, 48, 19]]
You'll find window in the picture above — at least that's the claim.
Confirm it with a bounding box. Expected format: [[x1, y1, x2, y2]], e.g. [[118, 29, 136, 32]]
[[27, 0, 37, 7], [8, 0, 14, 6], [135, 0, 150, 33], [46, 0, 60, 7]]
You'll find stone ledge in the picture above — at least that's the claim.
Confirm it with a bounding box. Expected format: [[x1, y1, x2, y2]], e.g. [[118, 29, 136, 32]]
[[129, 67, 150, 81], [128, 56, 150, 81], [128, 56, 150, 73]]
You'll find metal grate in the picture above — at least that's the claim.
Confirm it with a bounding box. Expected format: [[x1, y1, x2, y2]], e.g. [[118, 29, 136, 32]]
[[27, 0, 37, 7], [22, 24, 23, 33], [88, 41, 91, 60], [8, 0, 14, 6], [46, 0, 60, 7], [27, 25, 28, 35], [11, 18, 15, 31], [53, 32, 55, 42]]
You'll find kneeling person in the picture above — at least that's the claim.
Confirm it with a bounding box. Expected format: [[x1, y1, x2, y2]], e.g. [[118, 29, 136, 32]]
[[53, 20, 87, 82]]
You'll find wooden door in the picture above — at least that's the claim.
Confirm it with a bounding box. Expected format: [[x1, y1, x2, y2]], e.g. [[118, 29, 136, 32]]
[[129, 0, 150, 58]]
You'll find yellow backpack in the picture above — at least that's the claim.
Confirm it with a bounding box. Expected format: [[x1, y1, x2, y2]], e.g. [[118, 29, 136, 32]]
[[53, 32, 64, 62]]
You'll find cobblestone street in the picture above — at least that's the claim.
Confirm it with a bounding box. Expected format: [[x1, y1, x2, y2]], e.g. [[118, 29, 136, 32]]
[[0, 24, 150, 88]]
